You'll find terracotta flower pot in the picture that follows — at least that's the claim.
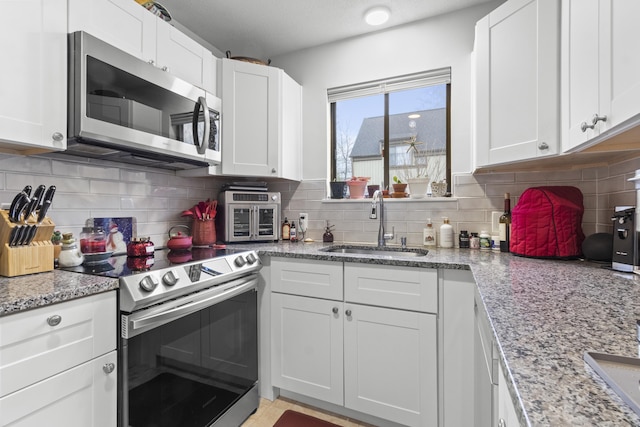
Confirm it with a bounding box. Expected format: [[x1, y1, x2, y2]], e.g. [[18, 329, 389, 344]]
[[347, 180, 368, 199], [392, 183, 407, 195]]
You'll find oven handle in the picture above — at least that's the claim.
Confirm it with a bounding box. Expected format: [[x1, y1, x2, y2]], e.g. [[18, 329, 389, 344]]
[[130, 277, 257, 331]]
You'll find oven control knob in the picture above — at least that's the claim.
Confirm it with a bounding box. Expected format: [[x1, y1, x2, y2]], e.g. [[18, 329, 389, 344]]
[[245, 253, 258, 265], [162, 270, 179, 286], [234, 256, 247, 267], [139, 275, 159, 292]]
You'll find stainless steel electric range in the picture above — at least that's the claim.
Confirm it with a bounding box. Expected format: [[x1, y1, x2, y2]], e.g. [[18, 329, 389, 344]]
[[66, 247, 262, 427]]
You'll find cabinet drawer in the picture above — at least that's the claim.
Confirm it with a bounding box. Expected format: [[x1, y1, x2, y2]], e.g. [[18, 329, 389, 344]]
[[345, 264, 437, 313], [271, 258, 343, 300], [0, 291, 116, 398]]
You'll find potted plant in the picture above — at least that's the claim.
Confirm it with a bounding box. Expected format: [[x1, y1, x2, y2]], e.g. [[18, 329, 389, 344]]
[[329, 179, 347, 199], [391, 176, 407, 196], [347, 176, 369, 199]]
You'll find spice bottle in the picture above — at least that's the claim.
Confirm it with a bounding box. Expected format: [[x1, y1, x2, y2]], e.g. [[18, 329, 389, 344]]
[[323, 221, 334, 243], [470, 232, 480, 249], [282, 217, 290, 241], [423, 218, 436, 247], [459, 230, 470, 248], [479, 230, 491, 250], [439, 217, 454, 248]]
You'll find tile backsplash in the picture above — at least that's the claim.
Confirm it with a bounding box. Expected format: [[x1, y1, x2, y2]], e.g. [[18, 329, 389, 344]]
[[0, 153, 637, 248]]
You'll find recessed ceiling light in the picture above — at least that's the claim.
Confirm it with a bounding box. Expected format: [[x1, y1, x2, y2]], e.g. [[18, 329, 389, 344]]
[[364, 6, 390, 26]]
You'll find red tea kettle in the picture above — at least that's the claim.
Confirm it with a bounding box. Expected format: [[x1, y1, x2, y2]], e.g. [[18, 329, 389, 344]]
[[167, 225, 192, 250]]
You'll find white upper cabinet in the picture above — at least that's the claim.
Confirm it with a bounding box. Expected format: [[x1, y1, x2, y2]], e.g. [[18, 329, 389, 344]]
[[0, 0, 67, 154], [69, 0, 215, 94], [220, 58, 302, 180], [562, 0, 640, 152], [474, 0, 560, 168]]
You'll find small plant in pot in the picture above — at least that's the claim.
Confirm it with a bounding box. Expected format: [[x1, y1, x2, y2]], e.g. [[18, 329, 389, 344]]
[[391, 176, 407, 197], [347, 177, 369, 199], [329, 179, 347, 199]]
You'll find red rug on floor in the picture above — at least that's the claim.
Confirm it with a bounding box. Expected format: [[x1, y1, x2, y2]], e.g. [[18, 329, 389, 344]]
[[273, 410, 341, 427]]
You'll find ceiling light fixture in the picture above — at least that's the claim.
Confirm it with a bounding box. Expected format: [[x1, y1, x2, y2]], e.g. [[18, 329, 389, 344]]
[[364, 6, 390, 26], [408, 114, 421, 119]]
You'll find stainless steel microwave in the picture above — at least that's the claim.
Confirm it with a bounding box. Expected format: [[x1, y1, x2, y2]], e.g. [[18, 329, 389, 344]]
[[217, 191, 281, 242], [67, 31, 221, 170]]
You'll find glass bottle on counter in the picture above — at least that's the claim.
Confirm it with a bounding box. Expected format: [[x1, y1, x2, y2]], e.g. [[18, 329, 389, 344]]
[[499, 192, 512, 252], [290, 221, 297, 242], [282, 217, 290, 241], [79, 226, 106, 254]]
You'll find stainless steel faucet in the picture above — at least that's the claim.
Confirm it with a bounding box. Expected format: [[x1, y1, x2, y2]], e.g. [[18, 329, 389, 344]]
[[370, 190, 394, 247]]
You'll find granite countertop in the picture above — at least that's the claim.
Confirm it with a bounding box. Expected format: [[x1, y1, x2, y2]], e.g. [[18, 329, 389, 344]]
[[0, 269, 118, 316], [242, 241, 640, 426], [2, 242, 639, 425]]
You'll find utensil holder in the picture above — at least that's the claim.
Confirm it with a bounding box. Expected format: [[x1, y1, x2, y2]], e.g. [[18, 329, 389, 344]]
[[192, 219, 216, 246], [0, 210, 55, 276]]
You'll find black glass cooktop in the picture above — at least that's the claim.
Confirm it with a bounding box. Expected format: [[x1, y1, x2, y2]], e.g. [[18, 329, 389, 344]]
[[63, 247, 243, 278]]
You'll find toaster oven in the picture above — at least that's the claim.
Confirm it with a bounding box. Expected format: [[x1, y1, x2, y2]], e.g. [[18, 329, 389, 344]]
[[217, 191, 280, 242]]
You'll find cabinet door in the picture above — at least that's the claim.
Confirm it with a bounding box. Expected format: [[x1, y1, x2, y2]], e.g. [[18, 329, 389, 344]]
[[498, 362, 520, 427], [68, 0, 156, 62], [0, 0, 67, 154], [156, 19, 215, 93], [221, 58, 280, 176], [562, 0, 606, 150], [607, 0, 640, 129], [271, 258, 343, 300], [280, 72, 303, 181], [0, 292, 116, 397], [474, 0, 560, 167], [0, 350, 117, 427], [271, 293, 343, 405], [344, 304, 437, 427]]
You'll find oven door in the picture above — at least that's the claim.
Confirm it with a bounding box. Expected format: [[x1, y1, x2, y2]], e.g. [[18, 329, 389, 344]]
[[225, 203, 279, 242], [120, 277, 257, 427]]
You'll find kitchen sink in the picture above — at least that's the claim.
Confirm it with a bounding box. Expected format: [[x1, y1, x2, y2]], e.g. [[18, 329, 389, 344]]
[[320, 245, 428, 257], [584, 352, 640, 417]]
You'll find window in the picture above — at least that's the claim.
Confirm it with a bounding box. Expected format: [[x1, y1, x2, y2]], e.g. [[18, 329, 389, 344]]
[[329, 69, 451, 192]]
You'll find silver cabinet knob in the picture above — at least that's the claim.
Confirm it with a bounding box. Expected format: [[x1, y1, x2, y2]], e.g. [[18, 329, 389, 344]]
[[345, 309, 352, 316], [538, 142, 549, 150], [581, 113, 607, 132], [332, 307, 339, 314], [102, 363, 115, 374], [498, 418, 506, 427], [148, 59, 155, 65], [271, 168, 277, 173], [47, 315, 62, 327], [161, 66, 168, 72], [52, 132, 64, 142]]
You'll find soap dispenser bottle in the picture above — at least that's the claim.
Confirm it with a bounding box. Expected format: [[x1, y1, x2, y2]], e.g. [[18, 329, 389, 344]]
[[423, 218, 436, 247], [439, 217, 454, 248]]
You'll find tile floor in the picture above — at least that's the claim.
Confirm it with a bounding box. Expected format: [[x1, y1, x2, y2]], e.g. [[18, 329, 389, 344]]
[[241, 397, 376, 427]]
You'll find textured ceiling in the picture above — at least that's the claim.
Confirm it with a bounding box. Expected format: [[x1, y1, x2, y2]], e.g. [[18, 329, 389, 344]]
[[156, 0, 496, 59]]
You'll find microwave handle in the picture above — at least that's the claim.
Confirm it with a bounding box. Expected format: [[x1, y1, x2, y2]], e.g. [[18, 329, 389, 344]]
[[250, 205, 257, 240], [192, 96, 211, 155]]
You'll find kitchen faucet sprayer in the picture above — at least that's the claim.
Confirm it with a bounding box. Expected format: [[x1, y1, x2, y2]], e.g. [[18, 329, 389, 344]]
[[372, 190, 394, 247]]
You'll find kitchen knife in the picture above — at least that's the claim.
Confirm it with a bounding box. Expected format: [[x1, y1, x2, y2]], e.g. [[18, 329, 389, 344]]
[[10, 193, 30, 223], [37, 185, 56, 223], [14, 225, 28, 246], [23, 185, 46, 222], [24, 225, 38, 245], [21, 185, 32, 197], [8, 226, 20, 246]]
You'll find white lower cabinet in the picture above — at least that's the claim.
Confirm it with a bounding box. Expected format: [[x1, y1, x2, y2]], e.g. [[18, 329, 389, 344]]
[[271, 259, 437, 427], [0, 291, 117, 427], [498, 363, 520, 427]]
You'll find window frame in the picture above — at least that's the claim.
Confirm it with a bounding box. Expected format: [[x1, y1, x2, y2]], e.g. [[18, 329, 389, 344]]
[[329, 69, 452, 190]]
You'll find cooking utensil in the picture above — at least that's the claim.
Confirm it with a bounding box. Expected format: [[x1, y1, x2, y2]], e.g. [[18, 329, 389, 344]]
[[37, 185, 56, 223], [226, 50, 271, 66], [23, 225, 38, 246], [21, 185, 32, 197], [8, 226, 20, 246]]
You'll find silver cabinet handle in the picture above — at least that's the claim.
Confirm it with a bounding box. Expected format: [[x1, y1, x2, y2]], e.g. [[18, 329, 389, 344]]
[[332, 307, 339, 314], [102, 363, 115, 374], [538, 142, 549, 150], [345, 309, 352, 316], [161, 66, 168, 72], [498, 418, 506, 427], [52, 132, 64, 142], [271, 168, 277, 174], [581, 113, 608, 132], [47, 315, 62, 327]]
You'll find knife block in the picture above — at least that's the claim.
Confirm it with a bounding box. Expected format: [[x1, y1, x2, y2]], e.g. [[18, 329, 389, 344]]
[[0, 210, 55, 277]]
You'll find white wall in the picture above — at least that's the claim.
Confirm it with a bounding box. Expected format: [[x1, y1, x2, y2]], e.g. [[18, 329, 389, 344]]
[[271, 2, 503, 180]]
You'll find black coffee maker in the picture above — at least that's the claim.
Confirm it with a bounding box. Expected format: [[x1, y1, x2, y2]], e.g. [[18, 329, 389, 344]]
[[611, 206, 637, 272]]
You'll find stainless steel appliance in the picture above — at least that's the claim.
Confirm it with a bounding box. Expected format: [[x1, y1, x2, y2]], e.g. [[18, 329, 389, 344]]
[[218, 191, 280, 242], [612, 206, 637, 272], [64, 247, 261, 427], [67, 31, 221, 170]]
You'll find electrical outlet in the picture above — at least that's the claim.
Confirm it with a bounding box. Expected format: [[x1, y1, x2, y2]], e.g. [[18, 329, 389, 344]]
[[491, 211, 501, 233]]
